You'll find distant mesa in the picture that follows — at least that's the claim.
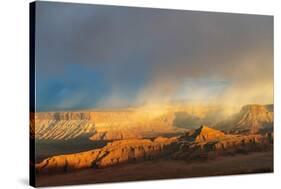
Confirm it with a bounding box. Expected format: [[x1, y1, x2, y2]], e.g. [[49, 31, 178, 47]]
[[34, 110, 181, 141], [215, 104, 273, 134], [33, 104, 273, 141]]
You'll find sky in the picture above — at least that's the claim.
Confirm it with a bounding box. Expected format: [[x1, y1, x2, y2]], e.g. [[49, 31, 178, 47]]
[[35, 1, 273, 111]]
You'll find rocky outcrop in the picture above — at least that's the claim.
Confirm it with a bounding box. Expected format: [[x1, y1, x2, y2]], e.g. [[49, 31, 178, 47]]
[[190, 125, 225, 142], [175, 126, 272, 160], [36, 137, 178, 174], [215, 104, 273, 134], [35, 125, 273, 174]]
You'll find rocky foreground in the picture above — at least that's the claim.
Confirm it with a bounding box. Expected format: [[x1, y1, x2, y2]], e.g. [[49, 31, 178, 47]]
[[36, 151, 273, 186], [36, 125, 273, 174]]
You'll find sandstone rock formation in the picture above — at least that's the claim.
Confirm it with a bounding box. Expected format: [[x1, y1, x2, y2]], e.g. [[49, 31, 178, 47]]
[[215, 104, 273, 134], [34, 110, 183, 141], [33, 104, 236, 141], [36, 136, 178, 174], [34, 117, 96, 140], [175, 126, 272, 160], [35, 125, 273, 174], [190, 125, 225, 142], [33, 104, 274, 176]]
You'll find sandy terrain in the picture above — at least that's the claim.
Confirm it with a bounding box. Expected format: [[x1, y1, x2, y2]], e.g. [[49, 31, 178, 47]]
[[36, 151, 273, 187]]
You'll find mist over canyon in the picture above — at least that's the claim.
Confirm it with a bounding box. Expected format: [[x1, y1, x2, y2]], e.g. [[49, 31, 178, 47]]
[[32, 103, 273, 186]]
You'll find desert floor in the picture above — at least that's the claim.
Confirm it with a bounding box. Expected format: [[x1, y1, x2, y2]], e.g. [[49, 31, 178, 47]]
[[36, 151, 273, 187]]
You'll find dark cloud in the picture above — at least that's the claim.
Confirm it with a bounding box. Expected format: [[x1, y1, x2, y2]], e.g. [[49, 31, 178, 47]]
[[35, 2, 273, 110]]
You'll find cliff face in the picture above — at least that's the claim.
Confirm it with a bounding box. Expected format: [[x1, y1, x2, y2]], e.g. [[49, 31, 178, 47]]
[[34, 111, 180, 140], [33, 104, 273, 141], [34, 119, 96, 140], [33, 105, 234, 141], [35, 136, 178, 173], [174, 125, 272, 160], [35, 112, 93, 120], [36, 126, 272, 174], [215, 104, 273, 134]]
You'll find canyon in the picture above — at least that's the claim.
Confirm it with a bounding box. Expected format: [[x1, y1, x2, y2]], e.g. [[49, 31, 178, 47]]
[[34, 104, 273, 142], [34, 104, 240, 141], [33, 104, 273, 186], [35, 125, 272, 174]]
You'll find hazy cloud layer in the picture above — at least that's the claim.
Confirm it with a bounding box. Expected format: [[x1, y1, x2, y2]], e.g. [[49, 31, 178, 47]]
[[35, 2, 273, 111]]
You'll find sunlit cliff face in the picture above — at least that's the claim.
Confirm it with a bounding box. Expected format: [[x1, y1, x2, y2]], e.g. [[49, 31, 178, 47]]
[[33, 103, 239, 140]]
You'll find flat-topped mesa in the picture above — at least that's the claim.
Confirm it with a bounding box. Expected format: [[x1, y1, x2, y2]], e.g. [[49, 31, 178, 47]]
[[34, 111, 179, 140], [35, 111, 140, 122], [241, 104, 272, 116], [236, 104, 273, 134], [240, 104, 273, 122], [34, 112, 96, 140], [216, 104, 273, 135], [35, 112, 92, 120], [192, 125, 225, 143], [33, 104, 273, 140]]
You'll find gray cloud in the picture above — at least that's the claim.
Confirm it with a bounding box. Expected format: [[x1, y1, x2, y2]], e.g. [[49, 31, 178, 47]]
[[35, 2, 273, 110]]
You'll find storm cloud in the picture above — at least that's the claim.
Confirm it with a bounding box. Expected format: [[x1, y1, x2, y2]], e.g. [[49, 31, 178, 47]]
[[35, 2, 273, 111]]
